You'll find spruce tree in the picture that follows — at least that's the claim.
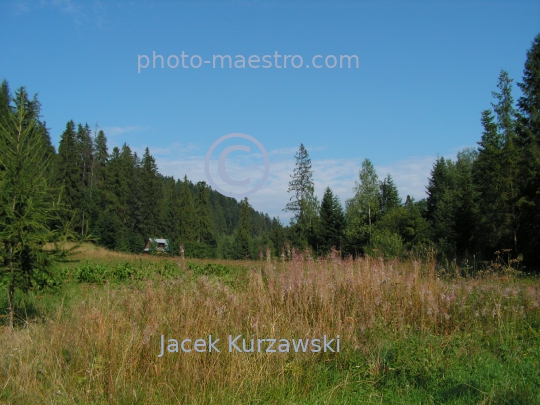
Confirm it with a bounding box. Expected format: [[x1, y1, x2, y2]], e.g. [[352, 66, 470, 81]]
[[194, 181, 216, 246], [139, 147, 161, 238], [284, 144, 319, 248], [270, 217, 286, 256], [57, 120, 82, 228], [379, 174, 401, 215], [233, 197, 252, 259], [318, 187, 346, 254], [516, 33, 540, 265], [176, 175, 196, 242], [0, 88, 73, 329]]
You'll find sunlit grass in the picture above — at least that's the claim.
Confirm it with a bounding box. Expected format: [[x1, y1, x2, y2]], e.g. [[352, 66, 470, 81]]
[[1, 247, 539, 404]]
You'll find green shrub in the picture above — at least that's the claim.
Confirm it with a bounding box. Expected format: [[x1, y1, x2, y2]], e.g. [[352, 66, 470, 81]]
[[365, 229, 404, 259], [75, 262, 109, 284], [187, 262, 238, 277], [113, 262, 136, 281]]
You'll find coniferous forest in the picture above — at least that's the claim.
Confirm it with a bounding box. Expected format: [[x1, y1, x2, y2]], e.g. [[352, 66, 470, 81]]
[[1, 33, 539, 269]]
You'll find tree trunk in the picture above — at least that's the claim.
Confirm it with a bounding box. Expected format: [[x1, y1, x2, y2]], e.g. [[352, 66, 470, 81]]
[[8, 245, 14, 331], [8, 282, 14, 331]]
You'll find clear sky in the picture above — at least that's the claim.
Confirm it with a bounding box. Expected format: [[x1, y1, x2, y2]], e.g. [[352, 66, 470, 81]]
[[2, 0, 539, 221]]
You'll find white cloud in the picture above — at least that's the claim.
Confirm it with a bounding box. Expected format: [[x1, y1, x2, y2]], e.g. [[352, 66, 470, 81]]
[[12, 1, 30, 15]]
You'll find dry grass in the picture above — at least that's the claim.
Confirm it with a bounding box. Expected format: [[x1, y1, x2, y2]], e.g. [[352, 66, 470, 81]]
[[1, 250, 539, 404]]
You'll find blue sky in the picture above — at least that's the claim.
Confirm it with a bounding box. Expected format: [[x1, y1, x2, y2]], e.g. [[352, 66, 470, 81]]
[[2, 0, 539, 221]]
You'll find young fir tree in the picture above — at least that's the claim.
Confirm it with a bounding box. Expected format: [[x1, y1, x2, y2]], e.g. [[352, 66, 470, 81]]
[[379, 173, 401, 215], [0, 88, 74, 329], [233, 197, 252, 259], [318, 187, 346, 255], [516, 33, 540, 265], [284, 144, 319, 248]]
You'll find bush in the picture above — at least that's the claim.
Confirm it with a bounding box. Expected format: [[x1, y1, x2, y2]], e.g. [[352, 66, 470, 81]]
[[365, 229, 404, 259], [112, 262, 136, 281], [76, 262, 109, 284], [187, 262, 238, 277]]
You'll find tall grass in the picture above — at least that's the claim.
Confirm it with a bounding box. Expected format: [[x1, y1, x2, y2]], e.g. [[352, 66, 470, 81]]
[[1, 250, 539, 404]]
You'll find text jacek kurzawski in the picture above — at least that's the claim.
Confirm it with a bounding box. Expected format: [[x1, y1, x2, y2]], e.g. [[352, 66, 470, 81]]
[[158, 334, 340, 357]]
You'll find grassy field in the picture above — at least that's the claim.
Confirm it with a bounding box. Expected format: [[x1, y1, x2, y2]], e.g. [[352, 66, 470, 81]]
[[1, 244, 539, 404]]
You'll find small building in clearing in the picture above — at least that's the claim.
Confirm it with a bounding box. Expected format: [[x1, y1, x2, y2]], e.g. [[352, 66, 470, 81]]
[[143, 238, 169, 254]]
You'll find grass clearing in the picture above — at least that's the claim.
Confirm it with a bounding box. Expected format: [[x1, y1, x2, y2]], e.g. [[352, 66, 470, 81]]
[[1, 245, 539, 404]]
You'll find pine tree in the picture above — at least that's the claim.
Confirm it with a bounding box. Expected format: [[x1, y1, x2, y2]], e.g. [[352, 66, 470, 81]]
[[139, 147, 162, 238], [194, 181, 216, 246], [379, 174, 401, 215], [453, 149, 478, 255], [318, 187, 346, 254], [270, 217, 286, 257], [176, 175, 196, 242], [0, 88, 73, 329], [0, 80, 11, 123], [284, 144, 319, 247], [76, 123, 94, 237], [516, 33, 540, 265], [233, 197, 252, 259], [492, 71, 520, 253], [57, 120, 82, 228], [426, 157, 457, 256], [472, 72, 520, 257]]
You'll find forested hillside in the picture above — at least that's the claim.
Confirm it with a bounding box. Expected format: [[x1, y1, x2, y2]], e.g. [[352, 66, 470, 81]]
[[1, 33, 539, 267], [0, 89, 274, 259]]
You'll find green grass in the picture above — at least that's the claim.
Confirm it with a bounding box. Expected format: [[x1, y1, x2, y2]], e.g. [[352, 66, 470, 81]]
[[1, 246, 539, 404]]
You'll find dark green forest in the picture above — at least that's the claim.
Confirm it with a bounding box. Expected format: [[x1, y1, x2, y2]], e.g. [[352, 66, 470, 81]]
[[1, 33, 539, 268]]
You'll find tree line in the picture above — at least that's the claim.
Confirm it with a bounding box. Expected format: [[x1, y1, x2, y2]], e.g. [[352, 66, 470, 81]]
[[1, 33, 539, 272], [280, 33, 540, 268]]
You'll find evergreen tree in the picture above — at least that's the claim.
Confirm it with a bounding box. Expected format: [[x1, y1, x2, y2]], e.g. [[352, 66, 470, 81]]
[[0, 88, 73, 329], [76, 123, 94, 237], [473, 110, 504, 254], [270, 217, 286, 257], [379, 174, 401, 215], [176, 175, 196, 242], [453, 149, 479, 255], [473, 72, 520, 257], [426, 157, 457, 256], [139, 147, 162, 238], [57, 120, 82, 228], [318, 187, 346, 254], [516, 33, 540, 265], [0, 80, 11, 123], [233, 197, 252, 259], [492, 71, 520, 253], [194, 181, 216, 246], [284, 144, 319, 247]]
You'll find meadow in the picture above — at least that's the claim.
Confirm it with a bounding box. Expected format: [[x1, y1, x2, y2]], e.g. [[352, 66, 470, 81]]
[[1, 245, 539, 404]]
